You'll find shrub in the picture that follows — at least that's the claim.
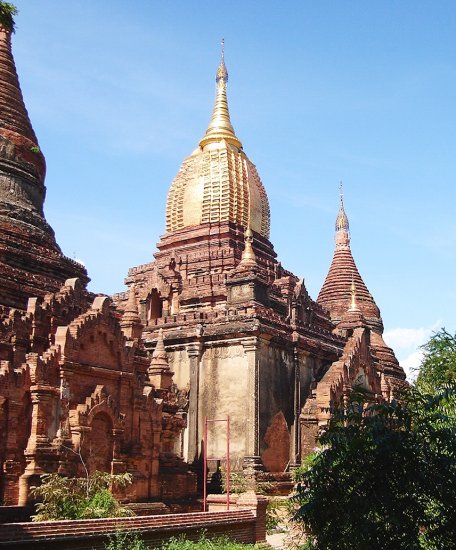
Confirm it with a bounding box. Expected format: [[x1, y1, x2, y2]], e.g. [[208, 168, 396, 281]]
[[31, 471, 133, 521], [292, 386, 456, 550], [161, 533, 255, 549], [266, 498, 288, 533], [104, 530, 147, 550]]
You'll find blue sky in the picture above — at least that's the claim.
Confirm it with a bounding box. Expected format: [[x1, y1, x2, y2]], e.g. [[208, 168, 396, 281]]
[[11, 1, 456, 378]]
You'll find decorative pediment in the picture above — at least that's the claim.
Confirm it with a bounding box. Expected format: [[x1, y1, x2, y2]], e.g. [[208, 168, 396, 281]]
[[70, 384, 125, 430], [311, 327, 382, 423], [55, 296, 135, 371]]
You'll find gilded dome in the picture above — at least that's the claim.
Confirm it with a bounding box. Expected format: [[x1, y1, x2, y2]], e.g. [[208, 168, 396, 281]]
[[165, 51, 271, 239]]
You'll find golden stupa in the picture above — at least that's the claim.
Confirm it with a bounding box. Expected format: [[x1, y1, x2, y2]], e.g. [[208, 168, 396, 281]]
[[165, 42, 271, 239]]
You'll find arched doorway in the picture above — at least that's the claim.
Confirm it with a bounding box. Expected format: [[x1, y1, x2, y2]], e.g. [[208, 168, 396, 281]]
[[147, 289, 162, 322]]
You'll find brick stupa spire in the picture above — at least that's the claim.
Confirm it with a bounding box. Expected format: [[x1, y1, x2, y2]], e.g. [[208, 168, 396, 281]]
[[318, 188, 405, 380], [0, 11, 88, 309], [317, 188, 382, 332]]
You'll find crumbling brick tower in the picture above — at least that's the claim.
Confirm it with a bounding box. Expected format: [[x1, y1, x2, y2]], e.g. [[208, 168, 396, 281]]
[[0, 15, 195, 506], [0, 18, 88, 310]]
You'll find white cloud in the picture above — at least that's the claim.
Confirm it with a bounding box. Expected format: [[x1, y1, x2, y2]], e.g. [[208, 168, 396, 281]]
[[383, 321, 442, 383], [383, 321, 441, 351], [399, 350, 424, 383]]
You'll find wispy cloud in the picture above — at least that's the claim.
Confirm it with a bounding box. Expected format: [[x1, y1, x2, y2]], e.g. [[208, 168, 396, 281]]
[[399, 350, 424, 383], [384, 322, 440, 351], [384, 321, 442, 382]]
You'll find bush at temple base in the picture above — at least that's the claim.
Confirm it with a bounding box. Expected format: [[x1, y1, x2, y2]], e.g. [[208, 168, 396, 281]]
[[104, 531, 147, 550], [31, 471, 133, 521], [103, 532, 256, 550], [161, 533, 256, 549], [291, 385, 456, 550]]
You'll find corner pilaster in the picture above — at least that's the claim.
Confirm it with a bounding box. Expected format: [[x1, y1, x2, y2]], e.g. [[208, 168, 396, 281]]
[[241, 337, 260, 467], [186, 342, 202, 463]]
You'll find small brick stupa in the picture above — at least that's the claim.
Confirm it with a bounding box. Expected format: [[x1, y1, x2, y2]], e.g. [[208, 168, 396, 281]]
[[0, 16, 88, 310], [318, 189, 405, 381]]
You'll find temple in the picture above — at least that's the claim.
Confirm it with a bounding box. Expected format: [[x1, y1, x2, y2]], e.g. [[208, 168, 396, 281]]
[[0, 16, 405, 506], [116, 48, 406, 473]]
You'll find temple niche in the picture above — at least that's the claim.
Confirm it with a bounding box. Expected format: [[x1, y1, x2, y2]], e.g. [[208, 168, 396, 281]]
[[0, 10, 407, 507]]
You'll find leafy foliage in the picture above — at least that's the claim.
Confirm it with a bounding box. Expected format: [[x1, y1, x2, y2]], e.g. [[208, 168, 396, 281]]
[[31, 471, 133, 521], [102, 531, 255, 549], [220, 466, 248, 494], [0, 2, 17, 32], [266, 497, 288, 534], [104, 530, 147, 550], [417, 328, 456, 390], [292, 386, 456, 550], [161, 532, 255, 549]]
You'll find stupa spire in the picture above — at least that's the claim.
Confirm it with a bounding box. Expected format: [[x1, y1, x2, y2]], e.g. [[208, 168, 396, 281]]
[[335, 182, 350, 247], [122, 285, 140, 320], [0, 5, 38, 145], [199, 39, 242, 150], [165, 39, 271, 238], [317, 187, 383, 333], [0, 5, 88, 309], [0, 7, 45, 199], [120, 285, 143, 339], [147, 328, 174, 391], [149, 328, 170, 371], [239, 225, 257, 267]]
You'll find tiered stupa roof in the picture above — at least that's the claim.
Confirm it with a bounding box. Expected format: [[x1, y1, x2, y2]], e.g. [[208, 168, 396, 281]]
[[317, 191, 383, 333], [0, 16, 88, 309], [318, 190, 405, 380]]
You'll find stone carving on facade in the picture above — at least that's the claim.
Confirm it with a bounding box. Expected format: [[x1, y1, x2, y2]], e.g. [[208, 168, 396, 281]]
[[0, 278, 196, 504]]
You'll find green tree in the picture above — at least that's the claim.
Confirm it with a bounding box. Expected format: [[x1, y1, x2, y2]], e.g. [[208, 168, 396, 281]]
[[31, 471, 133, 521], [416, 328, 456, 390], [292, 387, 456, 550], [0, 2, 17, 32]]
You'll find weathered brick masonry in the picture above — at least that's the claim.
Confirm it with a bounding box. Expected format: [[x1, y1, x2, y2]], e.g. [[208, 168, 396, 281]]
[[0, 14, 406, 509], [0, 505, 266, 548]]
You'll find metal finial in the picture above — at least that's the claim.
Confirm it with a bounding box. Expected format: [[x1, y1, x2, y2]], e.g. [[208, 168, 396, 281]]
[[216, 39, 228, 84], [199, 38, 242, 149], [335, 182, 349, 234]]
